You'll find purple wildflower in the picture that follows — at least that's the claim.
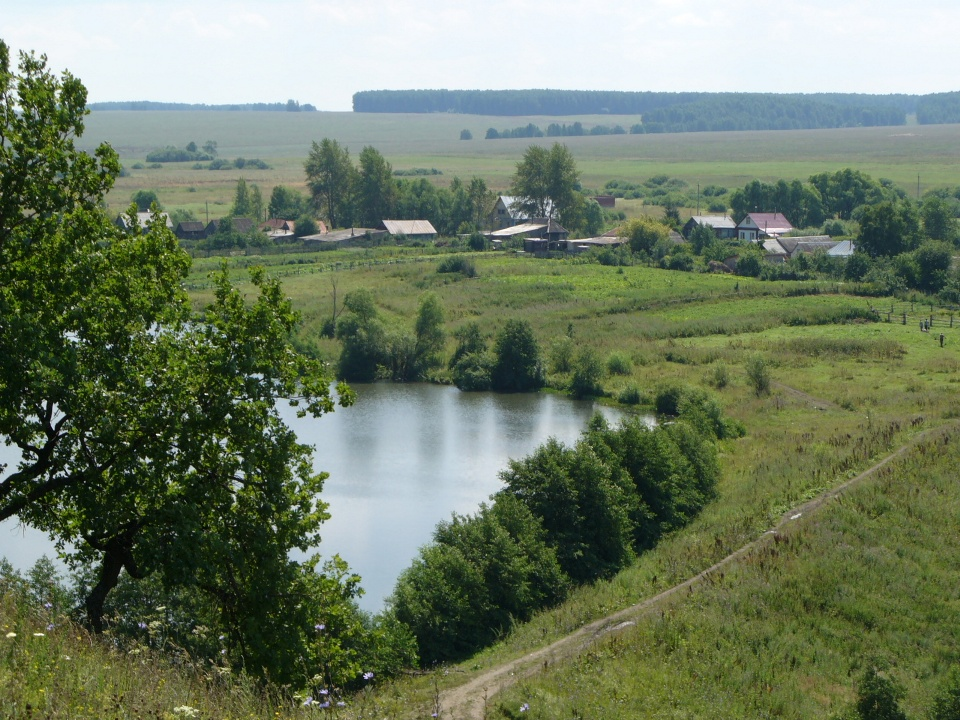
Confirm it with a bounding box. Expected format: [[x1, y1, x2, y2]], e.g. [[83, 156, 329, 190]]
[[302, 697, 313, 706], [319, 688, 329, 695], [520, 703, 530, 713], [315, 623, 325, 631], [362, 671, 374, 680], [318, 701, 330, 709], [137, 622, 148, 630]]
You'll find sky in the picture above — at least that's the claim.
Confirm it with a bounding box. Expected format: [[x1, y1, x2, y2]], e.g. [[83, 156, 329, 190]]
[[4, 0, 959, 112]]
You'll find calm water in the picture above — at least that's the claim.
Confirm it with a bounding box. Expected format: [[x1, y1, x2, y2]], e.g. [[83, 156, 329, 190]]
[[2, 383, 641, 612]]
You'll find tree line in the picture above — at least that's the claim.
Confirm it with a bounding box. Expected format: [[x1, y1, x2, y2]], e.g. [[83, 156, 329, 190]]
[[353, 89, 923, 131], [389, 383, 743, 663], [88, 100, 318, 111]]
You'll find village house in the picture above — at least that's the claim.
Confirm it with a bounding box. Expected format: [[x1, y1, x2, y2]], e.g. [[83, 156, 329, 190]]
[[682, 215, 737, 240], [490, 195, 555, 229], [736, 212, 793, 242]]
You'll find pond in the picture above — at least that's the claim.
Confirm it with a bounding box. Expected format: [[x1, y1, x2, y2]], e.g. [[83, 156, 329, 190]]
[[2, 383, 646, 612]]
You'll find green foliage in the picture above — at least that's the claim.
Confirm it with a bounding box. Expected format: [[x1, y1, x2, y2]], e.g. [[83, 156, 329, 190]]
[[357, 145, 397, 226], [930, 667, 960, 720], [510, 143, 580, 222], [437, 255, 477, 276], [569, 347, 604, 398], [912, 240, 953, 293], [810, 168, 894, 220], [459, 128, 472, 140], [745, 353, 771, 396], [131, 189, 160, 211], [854, 667, 908, 720], [145, 145, 213, 163], [389, 496, 567, 664], [498, 437, 635, 583], [490, 319, 546, 392], [857, 201, 920, 257], [336, 288, 389, 381], [305, 138, 357, 229], [606, 351, 633, 376], [0, 41, 379, 689], [549, 335, 575, 373], [413, 292, 445, 377], [729, 178, 825, 227], [268, 184, 307, 220], [621, 215, 671, 255]]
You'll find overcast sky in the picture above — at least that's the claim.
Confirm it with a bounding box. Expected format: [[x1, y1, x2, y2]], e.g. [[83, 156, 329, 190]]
[[5, 0, 958, 111]]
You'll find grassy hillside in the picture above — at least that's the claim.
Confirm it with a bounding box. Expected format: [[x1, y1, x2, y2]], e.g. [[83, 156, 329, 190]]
[[82, 111, 960, 218], [6, 250, 960, 717]]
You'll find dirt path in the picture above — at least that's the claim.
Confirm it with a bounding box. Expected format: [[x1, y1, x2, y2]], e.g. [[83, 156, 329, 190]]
[[439, 420, 957, 720]]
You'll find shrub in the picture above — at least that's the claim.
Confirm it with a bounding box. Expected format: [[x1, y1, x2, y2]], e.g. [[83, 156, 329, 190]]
[[490, 320, 545, 393], [549, 335, 575, 374], [617, 385, 643, 405], [745, 354, 771, 396], [606, 351, 633, 376], [709, 363, 729, 388], [437, 255, 477, 277], [569, 348, 604, 399]]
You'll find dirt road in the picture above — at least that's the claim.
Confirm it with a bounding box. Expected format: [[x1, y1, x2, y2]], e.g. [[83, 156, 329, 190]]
[[439, 420, 956, 719]]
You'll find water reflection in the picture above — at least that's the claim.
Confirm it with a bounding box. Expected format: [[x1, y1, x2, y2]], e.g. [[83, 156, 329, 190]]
[[3, 383, 646, 612]]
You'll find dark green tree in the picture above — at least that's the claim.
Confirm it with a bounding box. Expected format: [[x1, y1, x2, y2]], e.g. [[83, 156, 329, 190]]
[[0, 41, 373, 686], [269, 184, 307, 219], [413, 292, 445, 378], [857, 201, 920, 257], [490, 319, 545, 392], [912, 240, 953, 293], [930, 666, 960, 720], [335, 289, 388, 381], [921, 195, 957, 243], [305, 138, 356, 229], [357, 145, 397, 226], [854, 667, 908, 720], [131, 189, 160, 211]]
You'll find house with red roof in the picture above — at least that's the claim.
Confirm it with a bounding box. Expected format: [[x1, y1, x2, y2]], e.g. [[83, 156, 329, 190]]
[[736, 212, 793, 242]]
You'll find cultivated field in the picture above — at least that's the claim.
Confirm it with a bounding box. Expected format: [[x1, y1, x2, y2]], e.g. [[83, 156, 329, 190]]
[[81, 111, 960, 219]]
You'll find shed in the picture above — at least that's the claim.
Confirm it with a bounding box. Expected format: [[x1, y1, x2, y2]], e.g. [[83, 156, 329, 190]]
[[175, 221, 206, 241], [378, 219, 438, 240]]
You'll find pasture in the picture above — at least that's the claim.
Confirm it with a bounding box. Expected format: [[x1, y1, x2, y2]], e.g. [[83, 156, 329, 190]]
[[81, 111, 960, 217]]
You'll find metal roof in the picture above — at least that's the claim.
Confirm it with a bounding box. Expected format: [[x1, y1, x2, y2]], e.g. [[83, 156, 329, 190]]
[[380, 219, 438, 236]]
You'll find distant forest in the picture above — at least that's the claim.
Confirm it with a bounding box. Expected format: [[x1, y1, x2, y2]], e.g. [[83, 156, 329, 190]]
[[352, 89, 960, 131], [88, 100, 317, 112]]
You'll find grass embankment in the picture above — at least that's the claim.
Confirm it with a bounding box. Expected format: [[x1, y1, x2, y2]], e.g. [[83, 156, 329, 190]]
[[6, 252, 960, 718]]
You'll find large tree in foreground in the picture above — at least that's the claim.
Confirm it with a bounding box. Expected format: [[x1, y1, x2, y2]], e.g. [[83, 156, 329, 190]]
[[0, 40, 380, 685]]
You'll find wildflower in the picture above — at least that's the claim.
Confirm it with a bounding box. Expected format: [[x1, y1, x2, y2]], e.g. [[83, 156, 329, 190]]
[[318, 702, 330, 709], [302, 697, 313, 706], [315, 623, 325, 631], [33, 632, 45, 637], [520, 703, 530, 713], [319, 688, 328, 695], [137, 621, 148, 630], [362, 671, 374, 680], [336, 701, 346, 707], [172, 707, 199, 718], [5, 632, 15, 638], [43, 602, 52, 609], [46, 624, 55, 631]]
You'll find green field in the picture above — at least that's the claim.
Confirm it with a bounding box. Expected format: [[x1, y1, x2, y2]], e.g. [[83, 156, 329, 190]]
[[83, 111, 960, 218]]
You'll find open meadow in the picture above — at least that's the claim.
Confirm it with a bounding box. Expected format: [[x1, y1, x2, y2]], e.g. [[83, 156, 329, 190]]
[[80, 111, 960, 219]]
